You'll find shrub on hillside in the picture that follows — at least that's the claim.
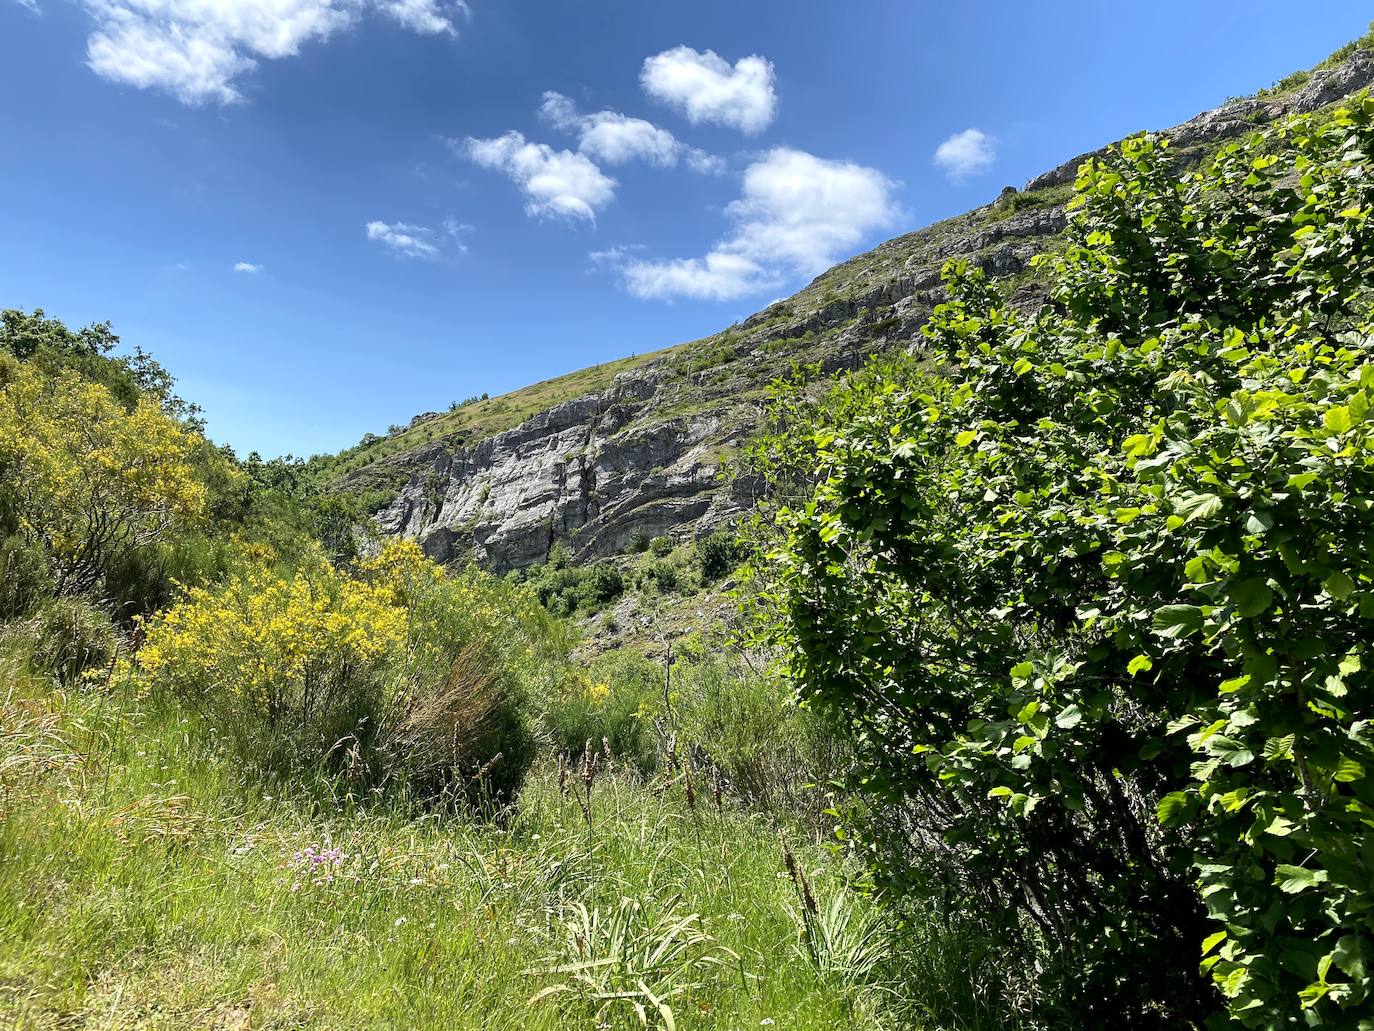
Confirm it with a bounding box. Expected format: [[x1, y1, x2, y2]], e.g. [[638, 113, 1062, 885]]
[[649, 535, 674, 557], [747, 101, 1374, 1025], [30, 598, 118, 684], [580, 563, 625, 606], [638, 561, 680, 595], [125, 541, 561, 806], [0, 534, 52, 622], [695, 530, 740, 583], [0, 353, 214, 598]]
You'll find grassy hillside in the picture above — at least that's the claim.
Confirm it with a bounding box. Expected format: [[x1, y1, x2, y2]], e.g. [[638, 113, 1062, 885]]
[[5, 663, 968, 1031]]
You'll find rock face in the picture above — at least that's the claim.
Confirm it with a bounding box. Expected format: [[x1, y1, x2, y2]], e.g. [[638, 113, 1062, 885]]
[[355, 46, 1374, 573], [372, 369, 753, 570]]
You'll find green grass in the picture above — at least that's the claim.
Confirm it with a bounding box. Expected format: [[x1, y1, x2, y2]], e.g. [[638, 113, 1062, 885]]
[[0, 670, 957, 1030]]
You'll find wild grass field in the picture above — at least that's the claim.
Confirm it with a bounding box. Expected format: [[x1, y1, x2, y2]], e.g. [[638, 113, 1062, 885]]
[[0, 643, 999, 1031]]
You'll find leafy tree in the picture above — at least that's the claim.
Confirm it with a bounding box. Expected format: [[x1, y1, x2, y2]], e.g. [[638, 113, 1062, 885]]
[[747, 99, 1374, 1026], [0, 355, 211, 596]]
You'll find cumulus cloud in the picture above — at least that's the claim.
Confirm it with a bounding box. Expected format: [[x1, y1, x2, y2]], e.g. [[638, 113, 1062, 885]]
[[640, 46, 776, 134], [233, 261, 262, 273], [618, 147, 899, 301], [81, 0, 467, 106], [462, 131, 616, 223], [538, 91, 724, 173], [933, 128, 997, 181]]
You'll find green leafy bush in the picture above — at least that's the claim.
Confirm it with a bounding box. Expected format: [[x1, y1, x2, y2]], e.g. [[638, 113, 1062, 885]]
[[30, 598, 118, 683], [696, 530, 740, 582], [639, 560, 680, 594], [0, 533, 52, 621], [580, 563, 625, 606], [748, 100, 1374, 1026], [649, 535, 674, 557]]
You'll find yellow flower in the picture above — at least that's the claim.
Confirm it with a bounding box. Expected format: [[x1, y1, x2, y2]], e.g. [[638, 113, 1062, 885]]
[[585, 682, 611, 704]]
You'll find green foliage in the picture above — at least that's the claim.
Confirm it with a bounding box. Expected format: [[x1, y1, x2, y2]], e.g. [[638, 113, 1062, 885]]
[[0, 533, 53, 621], [524, 558, 626, 616], [539, 651, 661, 773], [748, 99, 1374, 1026], [638, 559, 680, 594], [29, 597, 118, 684], [696, 529, 742, 583], [649, 534, 674, 557], [125, 541, 560, 807], [0, 673, 910, 1031], [530, 899, 735, 1027], [627, 527, 650, 554], [670, 651, 845, 812]]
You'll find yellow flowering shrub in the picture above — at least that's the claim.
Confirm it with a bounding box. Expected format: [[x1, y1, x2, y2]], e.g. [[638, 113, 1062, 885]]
[[0, 356, 209, 594], [128, 538, 570, 802], [136, 545, 405, 726]]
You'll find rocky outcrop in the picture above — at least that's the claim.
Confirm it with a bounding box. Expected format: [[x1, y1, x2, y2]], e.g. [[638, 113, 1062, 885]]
[[356, 46, 1374, 573], [368, 369, 753, 571]]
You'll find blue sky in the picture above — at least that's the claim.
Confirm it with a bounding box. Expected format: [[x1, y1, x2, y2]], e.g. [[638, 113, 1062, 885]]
[[1, 1, 1368, 458]]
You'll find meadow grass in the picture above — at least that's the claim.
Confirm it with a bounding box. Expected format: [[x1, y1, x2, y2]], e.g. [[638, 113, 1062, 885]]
[[0, 672, 908, 1030]]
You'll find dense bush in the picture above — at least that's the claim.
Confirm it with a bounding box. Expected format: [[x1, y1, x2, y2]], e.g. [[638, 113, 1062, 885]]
[[748, 100, 1374, 1026], [581, 562, 625, 606], [524, 555, 626, 615], [696, 529, 741, 582], [649, 534, 674, 557], [29, 598, 118, 683], [638, 560, 680, 594], [124, 540, 563, 806], [0, 353, 214, 597], [0, 533, 52, 621]]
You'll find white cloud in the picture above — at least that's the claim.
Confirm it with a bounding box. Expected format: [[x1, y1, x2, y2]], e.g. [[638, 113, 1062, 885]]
[[640, 46, 776, 134], [587, 243, 645, 270], [81, 0, 466, 106], [463, 131, 616, 223], [442, 218, 474, 251], [618, 147, 899, 301], [934, 128, 997, 181], [375, 0, 466, 36], [12, 0, 40, 13], [233, 261, 262, 273], [683, 147, 726, 176], [538, 91, 723, 173], [366, 220, 441, 258]]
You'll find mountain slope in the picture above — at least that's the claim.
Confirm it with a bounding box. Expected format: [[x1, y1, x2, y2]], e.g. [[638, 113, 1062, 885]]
[[335, 39, 1374, 573]]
